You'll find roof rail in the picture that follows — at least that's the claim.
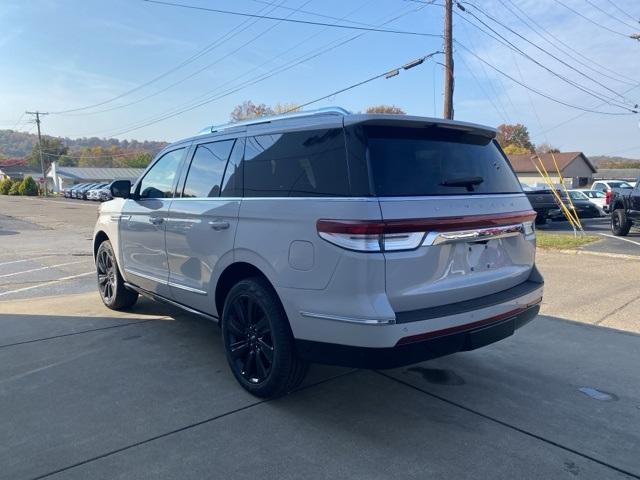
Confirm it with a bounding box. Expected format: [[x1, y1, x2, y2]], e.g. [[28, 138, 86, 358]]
[[197, 106, 350, 135]]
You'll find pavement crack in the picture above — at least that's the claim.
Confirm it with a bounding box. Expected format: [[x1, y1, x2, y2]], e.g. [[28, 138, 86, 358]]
[[28, 368, 359, 480], [375, 371, 640, 480], [596, 295, 640, 325], [0, 320, 157, 349]]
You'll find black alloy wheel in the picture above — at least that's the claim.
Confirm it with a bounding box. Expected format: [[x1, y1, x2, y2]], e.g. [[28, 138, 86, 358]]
[[221, 277, 308, 398], [97, 247, 116, 304], [95, 240, 138, 310], [226, 294, 275, 384]]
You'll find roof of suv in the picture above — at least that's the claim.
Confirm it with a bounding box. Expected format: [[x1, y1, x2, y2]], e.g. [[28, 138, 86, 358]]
[[180, 108, 497, 146]]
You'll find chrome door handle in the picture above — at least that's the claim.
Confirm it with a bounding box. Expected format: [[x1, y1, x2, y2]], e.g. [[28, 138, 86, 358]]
[[149, 216, 164, 225], [208, 220, 230, 231]]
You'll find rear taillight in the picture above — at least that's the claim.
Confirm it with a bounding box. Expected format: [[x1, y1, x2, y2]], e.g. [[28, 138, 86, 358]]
[[317, 211, 536, 252], [605, 190, 613, 205]]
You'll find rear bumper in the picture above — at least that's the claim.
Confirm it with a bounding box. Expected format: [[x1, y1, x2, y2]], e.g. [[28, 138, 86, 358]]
[[296, 303, 539, 369]]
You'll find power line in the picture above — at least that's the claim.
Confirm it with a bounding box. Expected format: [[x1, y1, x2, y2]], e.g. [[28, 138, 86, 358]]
[[50, 0, 290, 114], [553, 0, 635, 38], [59, 0, 311, 117], [507, 0, 638, 86], [581, 0, 639, 31], [454, 40, 636, 115], [533, 83, 640, 137], [80, 2, 431, 138], [603, 0, 640, 23], [142, 0, 442, 38], [288, 51, 441, 112], [458, 2, 638, 110]]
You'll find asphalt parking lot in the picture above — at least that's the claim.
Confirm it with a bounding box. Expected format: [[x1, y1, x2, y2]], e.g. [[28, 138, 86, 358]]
[[1, 196, 639, 479], [538, 216, 640, 257]]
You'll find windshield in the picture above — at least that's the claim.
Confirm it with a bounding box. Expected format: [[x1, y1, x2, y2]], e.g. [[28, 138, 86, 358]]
[[365, 126, 522, 196], [568, 191, 587, 200], [609, 181, 632, 189]]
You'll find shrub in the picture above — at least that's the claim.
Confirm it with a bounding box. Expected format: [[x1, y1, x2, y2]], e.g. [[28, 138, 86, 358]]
[[0, 178, 12, 195], [8, 181, 21, 195], [18, 176, 39, 196]]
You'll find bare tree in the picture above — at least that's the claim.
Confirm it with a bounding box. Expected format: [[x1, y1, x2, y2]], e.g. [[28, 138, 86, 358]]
[[365, 105, 406, 114], [230, 101, 274, 122]]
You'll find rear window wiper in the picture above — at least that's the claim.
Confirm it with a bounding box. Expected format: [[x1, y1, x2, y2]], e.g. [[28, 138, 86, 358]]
[[439, 176, 484, 191]]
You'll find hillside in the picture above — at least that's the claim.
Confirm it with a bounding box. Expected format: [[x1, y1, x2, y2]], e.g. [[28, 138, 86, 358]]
[[0, 129, 167, 160], [589, 155, 640, 168]]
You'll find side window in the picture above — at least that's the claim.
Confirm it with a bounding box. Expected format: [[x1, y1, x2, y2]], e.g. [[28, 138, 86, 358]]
[[243, 129, 349, 197], [220, 138, 244, 197], [138, 148, 185, 199], [182, 140, 234, 198]]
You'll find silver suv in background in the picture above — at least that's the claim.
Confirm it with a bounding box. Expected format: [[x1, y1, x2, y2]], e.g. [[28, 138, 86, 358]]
[[93, 109, 543, 398]]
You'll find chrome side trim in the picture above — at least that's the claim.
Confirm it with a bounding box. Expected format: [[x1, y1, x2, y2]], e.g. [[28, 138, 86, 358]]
[[168, 281, 208, 295], [124, 268, 167, 285], [423, 223, 524, 246], [300, 311, 396, 325], [124, 282, 218, 322]]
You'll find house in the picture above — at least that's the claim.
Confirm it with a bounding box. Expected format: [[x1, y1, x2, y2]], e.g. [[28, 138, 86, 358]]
[[0, 164, 45, 182], [506, 152, 597, 188], [46, 162, 146, 193]]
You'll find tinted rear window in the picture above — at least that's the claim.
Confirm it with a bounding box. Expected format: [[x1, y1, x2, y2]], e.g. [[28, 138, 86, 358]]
[[365, 126, 522, 196], [243, 129, 349, 197]]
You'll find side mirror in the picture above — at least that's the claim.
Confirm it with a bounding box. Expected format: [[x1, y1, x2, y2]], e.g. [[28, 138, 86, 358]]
[[110, 180, 131, 199]]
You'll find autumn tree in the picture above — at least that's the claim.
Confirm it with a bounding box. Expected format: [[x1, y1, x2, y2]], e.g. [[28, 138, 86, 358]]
[[230, 101, 274, 122], [272, 102, 300, 114], [496, 124, 535, 153], [365, 105, 406, 114]]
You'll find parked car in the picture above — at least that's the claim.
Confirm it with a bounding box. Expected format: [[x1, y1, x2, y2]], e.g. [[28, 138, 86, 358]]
[[520, 183, 558, 225], [549, 190, 602, 220], [93, 110, 543, 397], [608, 177, 640, 236], [97, 184, 113, 202], [570, 189, 606, 215], [87, 183, 108, 201], [69, 183, 90, 199], [77, 183, 101, 200]]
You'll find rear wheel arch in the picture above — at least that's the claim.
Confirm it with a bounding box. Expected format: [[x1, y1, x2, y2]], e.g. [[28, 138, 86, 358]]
[[93, 231, 109, 259], [215, 262, 281, 319]]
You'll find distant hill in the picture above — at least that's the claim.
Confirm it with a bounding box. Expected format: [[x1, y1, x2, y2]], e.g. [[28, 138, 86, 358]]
[[0, 129, 167, 159], [589, 155, 640, 168]]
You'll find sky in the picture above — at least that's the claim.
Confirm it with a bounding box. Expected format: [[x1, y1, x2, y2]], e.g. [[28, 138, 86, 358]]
[[1, 0, 639, 157]]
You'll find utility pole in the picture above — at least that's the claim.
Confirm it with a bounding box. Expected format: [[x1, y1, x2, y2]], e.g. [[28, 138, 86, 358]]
[[25, 111, 49, 195], [443, 0, 454, 120]]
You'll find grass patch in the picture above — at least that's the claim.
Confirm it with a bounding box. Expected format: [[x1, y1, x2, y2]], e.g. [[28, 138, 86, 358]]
[[536, 231, 600, 250]]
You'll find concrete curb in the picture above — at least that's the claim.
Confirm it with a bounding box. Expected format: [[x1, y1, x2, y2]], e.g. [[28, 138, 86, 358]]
[[538, 248, 640, 261]]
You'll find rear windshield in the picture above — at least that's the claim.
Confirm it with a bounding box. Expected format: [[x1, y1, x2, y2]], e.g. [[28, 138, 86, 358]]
[[609, 181, 632, 189], [365, 126, 522, 197]]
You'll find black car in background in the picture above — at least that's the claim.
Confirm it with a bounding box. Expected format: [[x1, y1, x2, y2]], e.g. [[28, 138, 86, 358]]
[[549, 190, 602, 220]]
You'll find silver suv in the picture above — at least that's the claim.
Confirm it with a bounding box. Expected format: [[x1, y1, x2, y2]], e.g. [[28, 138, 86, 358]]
[[93, 108, 543, 397]]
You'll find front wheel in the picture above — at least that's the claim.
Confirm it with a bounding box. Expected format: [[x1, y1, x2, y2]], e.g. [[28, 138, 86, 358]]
[[221, 277, 308, 398], [96, 240, 138, 310], [611, 209, 631, 236]]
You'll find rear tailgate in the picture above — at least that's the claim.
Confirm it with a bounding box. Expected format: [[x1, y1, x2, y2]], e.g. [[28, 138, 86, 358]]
[[364, 124, 536, 313]]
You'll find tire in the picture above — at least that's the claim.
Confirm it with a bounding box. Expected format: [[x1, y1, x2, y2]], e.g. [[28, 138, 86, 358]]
[[96, 240, 138, 310], [611, 209, 631, 236], [221, 277, 309, 398]]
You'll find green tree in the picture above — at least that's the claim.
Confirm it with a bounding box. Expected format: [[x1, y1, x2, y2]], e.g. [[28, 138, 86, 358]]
[[8, 181, 21, 195], [28, 137, 68, 170], [0, 178, 13, 195], [116, 152, 152, 168], [78, 146, 113, 167], [365, 104, 406, 114], [496, 124, 535, 152], [57, 155, 78, 166], [18, 176, 39, 196]]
